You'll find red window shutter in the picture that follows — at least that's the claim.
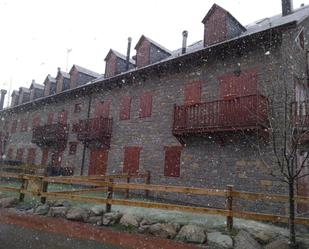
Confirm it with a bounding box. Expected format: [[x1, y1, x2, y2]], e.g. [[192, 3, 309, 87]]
[[140, 92, 152, 118], [184, 81, 201, 105], [119, 96, 131, 120], [95, 100, 111, 118], [11, 120, 17, 133], [47, 113, 53, 125], [20, 118, 28, 132], [32, 115, 40, 128], [27, 148, 36, 164], [58, 110, 68, 124], [16, 148, 24, 161], [41, 149, 49, 166], [123, 147, 141, 174], [7, 148, 13, 160], [164, 146, 182, 177]]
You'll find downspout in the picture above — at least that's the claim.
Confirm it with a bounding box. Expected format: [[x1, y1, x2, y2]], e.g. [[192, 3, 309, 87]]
[[80, 94, 92, 175]]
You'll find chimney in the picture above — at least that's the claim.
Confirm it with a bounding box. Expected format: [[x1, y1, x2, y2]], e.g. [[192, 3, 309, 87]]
[[0, 89, 7, 110], [282, 0, 293, 16], [182, 30, 188, 54], [126, 37, 132, 70], [57, 67, 61, 73]]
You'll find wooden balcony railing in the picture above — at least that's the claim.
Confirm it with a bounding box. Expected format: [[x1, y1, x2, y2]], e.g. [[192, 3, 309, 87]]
[[291, 101, 309, 129], [173, 94, 268, 135], [76, 117, 112, 147], [32, 123, 69, 146]]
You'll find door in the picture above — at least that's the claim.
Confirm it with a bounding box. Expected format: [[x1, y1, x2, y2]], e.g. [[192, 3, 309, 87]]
[[89, 149, 108, 175], [218, 70, 257, 127], [95, 100, 111, 118], [297, 151, 309, 214], [58, 110, 68, 124]]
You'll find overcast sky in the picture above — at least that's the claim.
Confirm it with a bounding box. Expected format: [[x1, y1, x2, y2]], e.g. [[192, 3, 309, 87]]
[[0, 0, 309, 106]]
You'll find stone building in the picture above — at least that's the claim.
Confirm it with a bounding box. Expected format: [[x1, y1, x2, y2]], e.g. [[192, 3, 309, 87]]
[[0, 1, 308, 213]]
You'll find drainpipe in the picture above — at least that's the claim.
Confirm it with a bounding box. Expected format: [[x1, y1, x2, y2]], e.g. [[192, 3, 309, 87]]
[[80, 95, 92, 176]]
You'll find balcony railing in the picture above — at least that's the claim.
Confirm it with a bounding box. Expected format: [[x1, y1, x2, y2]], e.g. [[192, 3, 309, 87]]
[[291, 101, 309, 129], [76, 117, 112, 147], [32, 123, 69, 146], [173, 94, 268, 135]]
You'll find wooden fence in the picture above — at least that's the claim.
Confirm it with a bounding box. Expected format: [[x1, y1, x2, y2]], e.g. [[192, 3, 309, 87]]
[[0, 172, 309, 230]]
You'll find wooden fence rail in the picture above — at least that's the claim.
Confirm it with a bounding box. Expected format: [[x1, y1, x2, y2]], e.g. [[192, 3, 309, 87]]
[[0, 172, 309, 230]]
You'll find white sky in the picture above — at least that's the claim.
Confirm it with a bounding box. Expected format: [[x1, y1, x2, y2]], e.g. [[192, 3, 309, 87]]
[[0, 0, 309, 106]]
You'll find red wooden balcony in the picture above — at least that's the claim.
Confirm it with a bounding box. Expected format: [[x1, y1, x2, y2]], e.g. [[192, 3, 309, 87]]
[[173, 94, 268, 136], [32, 123, 69, 147], [76, 117, 112, 148]]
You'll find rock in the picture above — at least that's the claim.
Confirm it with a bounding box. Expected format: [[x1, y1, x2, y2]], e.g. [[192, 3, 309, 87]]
[[34, 204, 50, 215], [86, 216, 103, 226], [234, 230, 262, 249], [140, 218, 156, 227], [16, 203, 35, 211], [50, 200, 71, 207], [102, 212, 122, 226], [119, 213, 139, 227], [176, 225, 207, 244], [90, 205, 105, 216], [48, 206, 69, 218], [264, 238, 289, 249], [148, 223, 177, 239], [249, 230, 278, 244], [0, 197, 18, 208], [207, 232, 233, 249], [66, 207, 89, 222], [138, 225, 150, 234]]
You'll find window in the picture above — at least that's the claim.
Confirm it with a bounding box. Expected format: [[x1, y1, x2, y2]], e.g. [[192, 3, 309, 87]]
[[47, 113, 53, 125], [58, 110, 68, 124], [74, 103, 82, 113], [11, 120, 18, 133], [27, 148, 36, 164], [16, 148, 24, 161], [69, 142, 78, 155], [123, 147, 141, 174], [139, 92, 152, 118], [7, 148, 13, 160], [32, 115, 40, 128], [72, 120, 80, 133], [164, 146, 182, 177], [295, 29, 305, 50], [119, 96, 131, 120], [95, 100, 111, 118], [20, 118, 28, 132], [184, 81, 201, 105]]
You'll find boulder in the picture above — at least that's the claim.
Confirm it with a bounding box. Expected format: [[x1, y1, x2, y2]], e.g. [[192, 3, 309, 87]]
[[249, 230, 278, 244], [48, 206, 69, 218], [86, 216, 103, 226], [265, 239, 289, 249], [176, 225, 207, 244], [66, 207, 89, 222], [140, 218, 156, 227], [148, 223, 177, 239], [50, 200, 71, 207], [34, 204, 50, 215], [119, 213, 139, 227], [90, 205, 105, 216], [0, 197, 18, 208], [234, 230, 262, 249], [102, 212, 122, 226], [207, 232, 233, 249]]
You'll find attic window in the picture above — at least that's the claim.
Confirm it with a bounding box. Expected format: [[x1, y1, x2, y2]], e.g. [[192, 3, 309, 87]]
[[296, 29, 305, 50]]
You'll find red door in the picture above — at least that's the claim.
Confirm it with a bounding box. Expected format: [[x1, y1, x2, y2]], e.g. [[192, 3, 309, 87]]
[[89, 149, 108, 175], [297, 151, 309, 213], [123, 147, 141, 174], [41, 149, 49, 166], [218, 70, 257, 127], [95, 100, 111, 118]]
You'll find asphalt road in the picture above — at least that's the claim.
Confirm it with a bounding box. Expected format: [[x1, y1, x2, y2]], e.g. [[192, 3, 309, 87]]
[[0, 223, 123, 249]]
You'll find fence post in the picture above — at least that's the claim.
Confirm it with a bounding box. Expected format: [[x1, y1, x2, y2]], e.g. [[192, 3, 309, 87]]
[[145, 170, 151, 198], [19, 176, 27, 202], [226, 185, 234, 232], [40, 178, 49, 204], [125, 173, 130, 199], [105, 178, 114, 213]]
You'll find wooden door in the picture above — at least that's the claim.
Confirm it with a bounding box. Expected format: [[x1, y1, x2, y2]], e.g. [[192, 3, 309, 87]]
[[123, 147, 141, 174], [58, 110, 68, 124], [89, 149, 108, 175], [297, 151, 309, 213], [95, 100, 111, 118], [41, 149, 49, 166], [218, 70, 257, 127]]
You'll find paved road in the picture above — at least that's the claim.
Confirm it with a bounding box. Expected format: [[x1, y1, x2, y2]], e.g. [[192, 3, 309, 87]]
[[0, 223, 123, 249]]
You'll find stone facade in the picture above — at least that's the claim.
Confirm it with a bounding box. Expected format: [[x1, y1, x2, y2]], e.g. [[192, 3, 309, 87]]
[[1, 4, 309, 213]]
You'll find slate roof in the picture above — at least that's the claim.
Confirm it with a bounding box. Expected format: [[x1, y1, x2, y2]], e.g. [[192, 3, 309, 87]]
[[105, 49, 135, 65], [11, 90, 19, 97], [73, 65, 102, 78], [59, 71, 70, 79], [30, 82, 44, 90], [47, 75, 56, 83], [135, 35, 172, 55], [19, 87, 30, 93]]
